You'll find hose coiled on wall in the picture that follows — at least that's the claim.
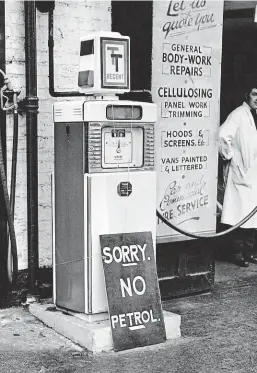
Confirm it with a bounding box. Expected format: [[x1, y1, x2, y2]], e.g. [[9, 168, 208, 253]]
[[0, 69, 18, 285], [0, 126, 18, 283]]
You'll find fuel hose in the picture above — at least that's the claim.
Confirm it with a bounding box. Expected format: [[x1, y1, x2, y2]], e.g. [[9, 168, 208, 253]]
[[7, 96, 19, 284], [0, 123, 18, 284], [156, 205, 257, 239], [0, 69, 18, 285]]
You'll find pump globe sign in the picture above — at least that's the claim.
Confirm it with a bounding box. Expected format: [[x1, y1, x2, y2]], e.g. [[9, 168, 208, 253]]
[[101, 38, 130, 89], [100, 232, 166, 351]]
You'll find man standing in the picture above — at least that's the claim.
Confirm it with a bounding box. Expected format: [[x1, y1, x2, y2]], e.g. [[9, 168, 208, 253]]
[[219, 84, 257, 267]]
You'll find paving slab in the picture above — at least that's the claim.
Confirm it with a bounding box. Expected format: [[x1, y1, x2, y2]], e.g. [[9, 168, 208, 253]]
[[29, 303, 181, 353], [0, 307, 92, 373]]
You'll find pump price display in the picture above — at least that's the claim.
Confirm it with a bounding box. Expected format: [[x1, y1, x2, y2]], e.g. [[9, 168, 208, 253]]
[[104, 129, 132, 165], [111, 129, 126, 138]]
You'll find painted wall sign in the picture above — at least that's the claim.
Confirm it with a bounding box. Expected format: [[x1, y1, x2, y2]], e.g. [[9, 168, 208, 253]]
[[100, 231, 166, 351], [101, 38, 129, 89], [152, 0, 224, 241]]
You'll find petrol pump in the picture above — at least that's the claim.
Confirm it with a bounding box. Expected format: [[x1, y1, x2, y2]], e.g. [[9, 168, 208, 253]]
[[53, 32, 157, 314]]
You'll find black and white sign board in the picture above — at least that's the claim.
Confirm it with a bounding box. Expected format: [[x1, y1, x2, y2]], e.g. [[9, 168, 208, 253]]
[[100, 231, 166, 351]]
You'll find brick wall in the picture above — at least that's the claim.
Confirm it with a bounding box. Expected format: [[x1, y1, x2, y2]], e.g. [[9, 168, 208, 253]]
[[5, 1, 111, 270]]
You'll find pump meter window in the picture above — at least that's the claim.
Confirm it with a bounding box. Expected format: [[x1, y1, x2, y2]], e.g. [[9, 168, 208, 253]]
[[104, 129, 132, 164], [106, 105, 142, 120], [102, 126, 143, 168]]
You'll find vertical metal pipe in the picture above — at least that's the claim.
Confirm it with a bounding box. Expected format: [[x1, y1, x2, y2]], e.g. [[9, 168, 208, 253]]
[[24, 1, 39, 295], [87, 177, 92, 314], [0, 0, 8, 308], [10, 95, 18, 217]]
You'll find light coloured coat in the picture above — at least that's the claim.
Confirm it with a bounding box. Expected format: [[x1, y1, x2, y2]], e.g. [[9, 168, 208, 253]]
[[219, 102, 257, 228]]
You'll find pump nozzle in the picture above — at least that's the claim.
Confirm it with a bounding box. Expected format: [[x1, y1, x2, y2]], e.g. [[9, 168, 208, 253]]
[[0, 70, 20, 111], [4, 77, 14, 91]]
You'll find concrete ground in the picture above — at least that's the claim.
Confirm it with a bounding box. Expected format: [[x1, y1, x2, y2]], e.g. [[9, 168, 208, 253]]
[[1, 260, 257, 373]]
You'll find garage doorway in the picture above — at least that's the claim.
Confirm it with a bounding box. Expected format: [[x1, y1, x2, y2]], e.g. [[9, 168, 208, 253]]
[[216, 1, 257, 284]]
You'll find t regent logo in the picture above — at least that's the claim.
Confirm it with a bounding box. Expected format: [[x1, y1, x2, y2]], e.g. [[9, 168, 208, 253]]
[[102, 39, 129, 88], [107, 46, 122, 72]]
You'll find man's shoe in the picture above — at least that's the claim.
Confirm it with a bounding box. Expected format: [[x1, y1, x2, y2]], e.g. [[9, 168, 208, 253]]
[[245, 255, 257, 264], [233, 258, 249, 267]]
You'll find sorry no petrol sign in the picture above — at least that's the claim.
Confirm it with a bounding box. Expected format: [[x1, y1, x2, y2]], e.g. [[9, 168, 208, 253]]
[[100, 231, 166, 351]]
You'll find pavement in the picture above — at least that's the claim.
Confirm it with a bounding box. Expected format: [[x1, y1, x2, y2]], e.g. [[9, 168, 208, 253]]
[[1, 260, 257, 373]]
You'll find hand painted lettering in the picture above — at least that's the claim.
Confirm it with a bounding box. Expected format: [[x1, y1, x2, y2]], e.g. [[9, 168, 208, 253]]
[[120, 276, 146, 297], [103, 244, 147, 264], [111, 309, 158, 329], [163, 0, 215, 38]]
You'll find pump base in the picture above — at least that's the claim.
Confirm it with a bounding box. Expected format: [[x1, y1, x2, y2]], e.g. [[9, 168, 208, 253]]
[[29, 303, 181, 353], [56, 307, 109, 323]]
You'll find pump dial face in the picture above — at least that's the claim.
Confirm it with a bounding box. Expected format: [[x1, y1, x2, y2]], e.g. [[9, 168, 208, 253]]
[[104, 129, 132, 165]]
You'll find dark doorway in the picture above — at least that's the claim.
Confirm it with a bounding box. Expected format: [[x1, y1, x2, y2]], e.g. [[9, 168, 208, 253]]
[[111, 1, 153, 91], [220, 2, 257, 124], [218, 2, 257, 211], [217, 1, 257, 268]]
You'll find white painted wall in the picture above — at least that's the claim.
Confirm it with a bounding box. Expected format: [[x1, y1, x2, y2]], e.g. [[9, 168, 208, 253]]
[[5, 1, 111, 269]]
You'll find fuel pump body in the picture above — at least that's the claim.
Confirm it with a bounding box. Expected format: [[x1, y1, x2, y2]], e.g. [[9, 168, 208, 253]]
[[53, 99, 157, 313]]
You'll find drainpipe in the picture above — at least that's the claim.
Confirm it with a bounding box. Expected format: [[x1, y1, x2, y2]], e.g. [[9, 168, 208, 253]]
[[24, 1, 39, 295], [0, 1, 8, 307]]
